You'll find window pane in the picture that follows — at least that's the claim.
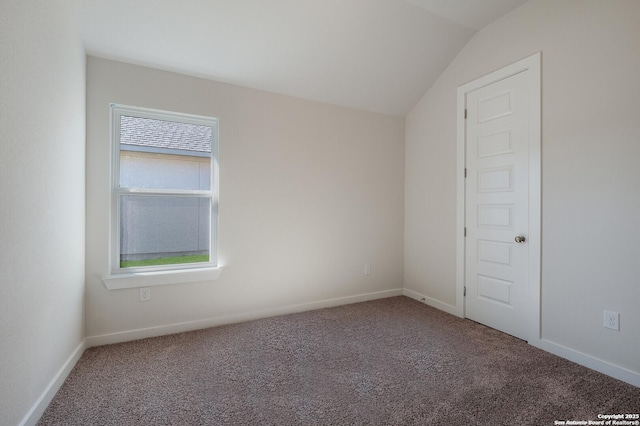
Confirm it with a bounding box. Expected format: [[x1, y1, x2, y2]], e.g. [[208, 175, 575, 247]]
[[119, 115, 212, 190], [120, 151, 211, 190], [120, 195, 210, 268]]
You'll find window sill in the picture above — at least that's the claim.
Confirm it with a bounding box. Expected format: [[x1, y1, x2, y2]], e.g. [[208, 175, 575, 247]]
[[102, 267, 223, 290]]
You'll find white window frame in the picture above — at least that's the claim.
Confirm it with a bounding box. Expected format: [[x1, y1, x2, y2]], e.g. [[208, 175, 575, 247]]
[[103, 104, 221, 289]]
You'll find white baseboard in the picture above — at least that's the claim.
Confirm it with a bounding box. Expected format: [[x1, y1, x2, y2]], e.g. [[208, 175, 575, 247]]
[[19, 339, 87, 426], [23, 290, 403, 424], [22, 287, 638, 426], [402, 288, 461, 317], [530, 337, 640, 388], [402, 288, 639, 388], [86, 288, 404, 347]]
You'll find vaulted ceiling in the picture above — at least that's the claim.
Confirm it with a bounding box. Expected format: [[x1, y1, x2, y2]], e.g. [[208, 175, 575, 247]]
[[80, 0, 528, 116]]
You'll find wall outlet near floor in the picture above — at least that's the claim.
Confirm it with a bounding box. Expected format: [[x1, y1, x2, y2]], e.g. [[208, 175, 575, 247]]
[[139, 287, 151, 302], [603, 310, 619, 331], [364, 264, 371, 276]]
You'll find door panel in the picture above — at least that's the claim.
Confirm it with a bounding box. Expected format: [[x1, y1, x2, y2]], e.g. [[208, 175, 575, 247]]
[[465, 71, 529, 340]]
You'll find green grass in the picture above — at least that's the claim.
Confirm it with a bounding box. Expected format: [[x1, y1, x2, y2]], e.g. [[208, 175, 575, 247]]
[[120, 254, 209, 268]]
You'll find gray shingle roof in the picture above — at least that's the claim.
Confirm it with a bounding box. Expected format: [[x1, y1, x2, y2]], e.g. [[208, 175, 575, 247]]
[[120, 115, 212, 153]]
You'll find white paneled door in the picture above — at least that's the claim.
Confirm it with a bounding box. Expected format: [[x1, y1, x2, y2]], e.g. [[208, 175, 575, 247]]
[[465, 70, 531, 340]]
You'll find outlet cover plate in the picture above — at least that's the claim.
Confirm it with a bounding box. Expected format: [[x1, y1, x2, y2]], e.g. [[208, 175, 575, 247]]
[[364, 264, 371, 276], [140, 287, 151, 302], [603, 310, 619, 331]]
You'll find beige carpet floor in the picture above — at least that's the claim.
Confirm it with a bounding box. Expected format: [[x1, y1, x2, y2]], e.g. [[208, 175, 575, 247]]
[[39, 296, 640, 425]]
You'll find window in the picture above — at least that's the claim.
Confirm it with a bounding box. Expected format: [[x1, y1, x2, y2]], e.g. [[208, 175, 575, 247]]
[[110, 104, 218, 275]]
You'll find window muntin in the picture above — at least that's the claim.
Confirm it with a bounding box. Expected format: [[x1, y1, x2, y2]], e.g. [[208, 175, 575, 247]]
[[111, 104, 218, 274]]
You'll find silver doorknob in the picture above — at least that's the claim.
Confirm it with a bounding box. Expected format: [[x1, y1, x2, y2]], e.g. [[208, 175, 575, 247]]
[[515, 235, 526, 243]]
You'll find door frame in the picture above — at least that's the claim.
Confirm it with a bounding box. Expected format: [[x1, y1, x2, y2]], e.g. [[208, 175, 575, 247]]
[[455, 52, 541, 342]]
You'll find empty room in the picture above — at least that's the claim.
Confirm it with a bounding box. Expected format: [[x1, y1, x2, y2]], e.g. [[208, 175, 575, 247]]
[[1, 0, 639, 425]]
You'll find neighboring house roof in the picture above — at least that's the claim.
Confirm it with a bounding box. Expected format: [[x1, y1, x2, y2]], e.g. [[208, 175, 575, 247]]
[[120, 115, 211, 153]]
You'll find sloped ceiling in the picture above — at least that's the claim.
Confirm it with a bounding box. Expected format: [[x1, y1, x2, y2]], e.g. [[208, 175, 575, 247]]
[[80, 0, 527, 116], [404, 0, 529, 31]]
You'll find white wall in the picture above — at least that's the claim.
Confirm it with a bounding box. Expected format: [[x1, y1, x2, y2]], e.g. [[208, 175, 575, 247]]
[[86, 57, 405, 338], [0, 1, 86, 425], [405, 0, 640, 377]]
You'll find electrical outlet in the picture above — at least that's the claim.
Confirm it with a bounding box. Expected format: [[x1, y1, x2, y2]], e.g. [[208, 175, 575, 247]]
[[364, 264, 371, 276], [603, 310, 619, 331], [139, 287, 151, 302]]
